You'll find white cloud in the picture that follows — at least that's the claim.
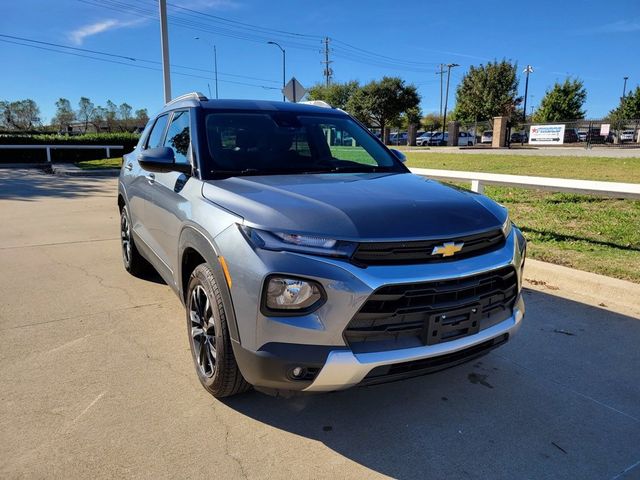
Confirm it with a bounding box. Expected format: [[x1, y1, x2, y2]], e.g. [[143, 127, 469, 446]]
[[69, 18, 143, 45], [581, 19, 640, 34]]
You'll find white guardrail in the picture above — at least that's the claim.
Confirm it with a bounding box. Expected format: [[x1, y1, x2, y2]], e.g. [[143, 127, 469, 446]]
[[0, 145, 124, 162], [410, 168, 640, 200]]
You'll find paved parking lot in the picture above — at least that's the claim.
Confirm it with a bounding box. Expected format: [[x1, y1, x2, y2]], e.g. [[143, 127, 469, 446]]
[[1, 169, 640, 479]]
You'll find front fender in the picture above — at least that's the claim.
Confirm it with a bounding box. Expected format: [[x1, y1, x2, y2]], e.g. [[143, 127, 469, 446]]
[[178, 223, 241, 343]]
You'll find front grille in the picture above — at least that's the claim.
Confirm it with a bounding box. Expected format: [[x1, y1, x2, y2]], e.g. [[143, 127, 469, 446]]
[[351, 229, 505, 266], [344, 266, 517, 351]]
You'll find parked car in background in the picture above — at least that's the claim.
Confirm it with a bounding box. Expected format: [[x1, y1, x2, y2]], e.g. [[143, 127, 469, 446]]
[[416, 132, 435, 146], [428, 132, 476, 146], [563, 128, 579, 143], [577, 131, 588, 142], [389, 132, 408, 145], [510, 132, 528, 143], [481, 131, 493, 144], [620, 130, 635, 142]]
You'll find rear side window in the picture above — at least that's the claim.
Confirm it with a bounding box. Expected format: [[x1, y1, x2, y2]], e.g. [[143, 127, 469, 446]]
[[163, 110, 191, 164], [146, 114, 169, 149]]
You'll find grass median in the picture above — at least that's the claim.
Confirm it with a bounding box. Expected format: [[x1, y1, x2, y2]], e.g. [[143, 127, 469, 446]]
[[76, 157, 123, 169], [405, 152, 640, 282]]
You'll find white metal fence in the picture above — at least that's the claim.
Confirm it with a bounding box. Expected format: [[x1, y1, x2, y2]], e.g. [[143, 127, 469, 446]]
[[410, 168, 640, 200], [0, 145, 124, 162]]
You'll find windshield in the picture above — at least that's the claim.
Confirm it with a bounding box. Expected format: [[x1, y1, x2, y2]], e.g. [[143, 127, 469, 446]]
[[202, 112, 405, 178]]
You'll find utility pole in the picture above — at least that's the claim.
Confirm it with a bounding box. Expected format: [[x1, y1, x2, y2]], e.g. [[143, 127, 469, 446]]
[[213, 45, 219, 99], [522, 65, 534, 126], [441, 63, 459, 145], [159, 0, 172, 103], [436, 63, 445, 125], [268, 41, 286, 101], [321, 37, 332, 87], [623, 76, 629, 98]]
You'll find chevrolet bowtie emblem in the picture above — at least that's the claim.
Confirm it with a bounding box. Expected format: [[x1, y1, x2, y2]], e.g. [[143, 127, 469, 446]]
[[432, 242, 464, 257]]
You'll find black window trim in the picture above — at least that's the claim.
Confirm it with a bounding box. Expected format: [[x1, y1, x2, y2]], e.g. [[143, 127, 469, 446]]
[[143, 113, 171, 150]]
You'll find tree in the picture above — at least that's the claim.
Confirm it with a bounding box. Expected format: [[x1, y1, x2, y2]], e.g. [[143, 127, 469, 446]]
[[77, 97, 95, 133], [532, 78, 586, 122], [53, 98, 75, 133], [134, 108, 149, 126], [454, 60, 520, 123], [90, 106, 107, 132], [118, 102, 133, 131], [608, 85, 640, 121], [306, 81, 360, 110], [0, 99, 41, 130], [421, 112, 442, 132], [105, 100, 118, 132], [346, 77, 420, 143]]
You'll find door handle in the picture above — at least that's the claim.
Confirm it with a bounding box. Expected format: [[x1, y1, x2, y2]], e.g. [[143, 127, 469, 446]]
[[125, 163, 133, 171], [145, 173, 156, 184]]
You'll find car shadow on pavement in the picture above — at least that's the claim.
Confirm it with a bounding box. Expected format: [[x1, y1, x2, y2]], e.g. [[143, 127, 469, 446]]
[[222, 288, 640, 479], [0, 169, 115, 201]]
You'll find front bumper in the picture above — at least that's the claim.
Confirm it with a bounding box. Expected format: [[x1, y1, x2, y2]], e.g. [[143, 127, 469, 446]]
[[216, 224, 527, 392], [304, 294, 524, 391]]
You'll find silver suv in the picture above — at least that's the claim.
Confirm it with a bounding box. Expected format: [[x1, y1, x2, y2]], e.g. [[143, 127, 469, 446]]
[[118, 93, 526, 398]]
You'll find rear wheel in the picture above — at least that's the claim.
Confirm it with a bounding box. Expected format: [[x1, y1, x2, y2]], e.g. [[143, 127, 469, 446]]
[[186, 263, 250, 398], [120, 205, 151, 277]]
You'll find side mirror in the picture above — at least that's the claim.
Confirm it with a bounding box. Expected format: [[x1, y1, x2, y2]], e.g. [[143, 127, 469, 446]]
[[389, 148, 407, 163], [138, 147, 191, 174]]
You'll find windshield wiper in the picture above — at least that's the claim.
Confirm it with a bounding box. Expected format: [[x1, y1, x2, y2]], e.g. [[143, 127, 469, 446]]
[[208, 168, 262, 179]]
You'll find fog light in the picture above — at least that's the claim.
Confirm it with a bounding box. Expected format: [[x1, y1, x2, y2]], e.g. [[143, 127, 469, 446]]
[[291, 367, 304, 378], [264, 276, 324, 312]]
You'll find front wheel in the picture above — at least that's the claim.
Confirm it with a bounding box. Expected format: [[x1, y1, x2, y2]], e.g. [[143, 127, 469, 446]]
[[120, 205, 151, 277], [186, 263, 250, 398]]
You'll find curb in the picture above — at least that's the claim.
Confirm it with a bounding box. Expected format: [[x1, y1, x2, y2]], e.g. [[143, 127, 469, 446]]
[[523, 259, 640, 318], [51, 163, 120, 177]]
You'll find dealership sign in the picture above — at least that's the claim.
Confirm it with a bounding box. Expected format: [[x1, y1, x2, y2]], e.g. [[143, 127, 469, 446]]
[[529, 124, 565, 145]]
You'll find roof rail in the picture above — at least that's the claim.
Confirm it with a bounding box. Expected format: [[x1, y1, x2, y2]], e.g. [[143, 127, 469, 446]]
[[165, 92, 208, 106], [299, 100, 333, 109]]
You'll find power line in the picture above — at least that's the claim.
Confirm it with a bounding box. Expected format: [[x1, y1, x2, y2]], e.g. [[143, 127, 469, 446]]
[[0, 33, 280, 85], [0, 37, 280, 90]]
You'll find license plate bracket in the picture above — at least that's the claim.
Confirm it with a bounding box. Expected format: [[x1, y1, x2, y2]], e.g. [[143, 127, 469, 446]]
[[422, 304, 482, 345]]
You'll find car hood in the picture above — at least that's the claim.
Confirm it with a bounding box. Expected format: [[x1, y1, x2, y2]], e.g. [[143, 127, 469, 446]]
[[201, 172, 506, 241]]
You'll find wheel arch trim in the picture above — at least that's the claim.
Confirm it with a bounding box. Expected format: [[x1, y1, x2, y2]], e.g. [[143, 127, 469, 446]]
[[179, 224, 241, 343]]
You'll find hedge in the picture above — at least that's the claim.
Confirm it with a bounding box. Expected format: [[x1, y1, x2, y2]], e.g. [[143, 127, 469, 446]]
[[0, 133, 140, 163]]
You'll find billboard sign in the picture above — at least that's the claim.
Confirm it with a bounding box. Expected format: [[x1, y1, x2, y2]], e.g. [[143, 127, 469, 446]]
[[529, 124, 565, 145]]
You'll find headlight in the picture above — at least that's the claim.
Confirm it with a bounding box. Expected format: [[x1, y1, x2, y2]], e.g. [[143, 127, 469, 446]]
[[240, 225, 356, 258], [263, 276, 325, 313], [501, 214, 512, 238]]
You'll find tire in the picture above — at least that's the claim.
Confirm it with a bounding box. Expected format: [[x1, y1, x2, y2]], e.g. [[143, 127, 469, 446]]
[[120, 204, 152, 277], [186, 263, 250, 398]]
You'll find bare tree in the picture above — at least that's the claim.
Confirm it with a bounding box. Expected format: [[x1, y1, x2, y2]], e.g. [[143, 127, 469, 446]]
[[77, 97, 95, 133]]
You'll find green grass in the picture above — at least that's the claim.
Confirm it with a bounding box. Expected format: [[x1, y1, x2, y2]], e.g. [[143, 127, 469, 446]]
[[76, 157, 123, 169], [329, 146, 377, 165], [405, 153, 640, 282]]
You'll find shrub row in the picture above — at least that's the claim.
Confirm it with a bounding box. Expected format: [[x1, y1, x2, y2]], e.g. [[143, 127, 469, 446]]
[[0, 133, 139, 163]]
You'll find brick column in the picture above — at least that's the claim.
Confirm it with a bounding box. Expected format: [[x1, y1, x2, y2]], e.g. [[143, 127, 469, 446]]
[[492, 116, 508, 148]]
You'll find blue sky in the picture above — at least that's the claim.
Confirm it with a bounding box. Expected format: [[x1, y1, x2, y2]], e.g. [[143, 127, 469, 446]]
[[1, 0, 639, 123]]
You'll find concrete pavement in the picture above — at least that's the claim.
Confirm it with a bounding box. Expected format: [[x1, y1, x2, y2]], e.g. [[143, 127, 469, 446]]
[[1, 169, 639, 479]]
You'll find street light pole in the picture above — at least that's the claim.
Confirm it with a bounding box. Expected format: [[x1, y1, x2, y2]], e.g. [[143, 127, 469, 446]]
[[268, 41, 286, 101], [441, 63, 459, 145], [522, 65, 534, 125], [195, 37, 218, 99], [623, 76, 629, 98], [159, 0, 172, 103]]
